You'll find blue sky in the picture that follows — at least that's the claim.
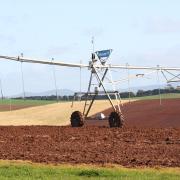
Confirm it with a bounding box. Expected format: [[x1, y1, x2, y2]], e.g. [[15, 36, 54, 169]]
[[0, 0, 180, 96]]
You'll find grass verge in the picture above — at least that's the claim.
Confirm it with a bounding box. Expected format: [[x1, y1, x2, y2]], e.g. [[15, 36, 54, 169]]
[[0, 161, 179, 180]]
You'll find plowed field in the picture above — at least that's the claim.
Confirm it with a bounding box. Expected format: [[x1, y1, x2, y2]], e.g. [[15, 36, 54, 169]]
[[88, 99, 180, 128], [0, 126, 179, 167], [0, 99, 179, 167]]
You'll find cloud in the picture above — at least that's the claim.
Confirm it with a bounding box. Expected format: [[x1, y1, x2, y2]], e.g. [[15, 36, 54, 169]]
[[0, 15, 17, 25], [83, 27, 104, 37], [46, 44, 78, 57], [144, 17, 180, 34], [0, 34, 16, 46], [132, 45, 180, 67]]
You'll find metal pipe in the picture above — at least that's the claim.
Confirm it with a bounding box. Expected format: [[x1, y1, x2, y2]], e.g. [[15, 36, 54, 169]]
[[0, 55, 89, 68], [0, 55, 180, 70]]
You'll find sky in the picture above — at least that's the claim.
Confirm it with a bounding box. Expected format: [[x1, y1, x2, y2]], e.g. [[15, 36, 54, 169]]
[[0, 0, 180, 96]]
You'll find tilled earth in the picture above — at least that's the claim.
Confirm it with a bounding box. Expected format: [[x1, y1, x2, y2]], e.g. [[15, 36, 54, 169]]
[[0, 126, 179, 167], [0, 104, 33, 112], [88, 99, 180, 128]]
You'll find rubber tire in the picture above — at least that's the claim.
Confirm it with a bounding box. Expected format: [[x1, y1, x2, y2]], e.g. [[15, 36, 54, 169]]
[[70, 111, 84, 127], [108, 111, 124, 128]]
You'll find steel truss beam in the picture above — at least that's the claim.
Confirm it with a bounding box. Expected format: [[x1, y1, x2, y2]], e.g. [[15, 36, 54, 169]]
[[82, 65, 122, 118]]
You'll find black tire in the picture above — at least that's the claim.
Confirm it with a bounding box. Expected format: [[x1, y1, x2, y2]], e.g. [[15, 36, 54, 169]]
[[108, 111, 124, 128], [70, 111, 84, 127]]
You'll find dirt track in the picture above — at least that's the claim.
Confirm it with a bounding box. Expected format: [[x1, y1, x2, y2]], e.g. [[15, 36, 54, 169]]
[[0, 126, 179, 167]]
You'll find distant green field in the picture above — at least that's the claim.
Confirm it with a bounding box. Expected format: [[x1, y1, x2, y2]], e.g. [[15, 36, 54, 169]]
[[135, 93, 180, 100], [0, 162, 179, 180], [124, 93, 180, 101], [0, 93, 179, 107], [0, 99, 56, 106]]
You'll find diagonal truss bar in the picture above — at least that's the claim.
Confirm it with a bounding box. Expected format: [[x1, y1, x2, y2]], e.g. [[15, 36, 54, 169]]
[[84, 68, 109, 117], [93, 66, 116, 112], [161, 70, 169, 82], [163, 70, 180, 82]]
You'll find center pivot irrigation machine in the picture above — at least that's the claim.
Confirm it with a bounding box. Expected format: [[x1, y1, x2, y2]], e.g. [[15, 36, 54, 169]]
[[0, 49, 180, 127]]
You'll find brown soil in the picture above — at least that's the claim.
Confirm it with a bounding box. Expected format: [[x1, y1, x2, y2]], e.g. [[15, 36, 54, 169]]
[[0, 105, 34, 111], [88, 99, 180, 128], [0, 126, 179, 167], [0, 99, 179, 167]]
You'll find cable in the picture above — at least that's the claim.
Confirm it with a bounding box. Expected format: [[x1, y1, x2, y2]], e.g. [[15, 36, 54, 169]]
[[157, 65, 162, 105], [9, 97, 12, 111], [51, 58, 59, 102], [91, 36, 95, 53], [19, 55, 26, 100], [79, 60, 82, 101], [0, 78, 3, 100], [126, 63, 131, 103]]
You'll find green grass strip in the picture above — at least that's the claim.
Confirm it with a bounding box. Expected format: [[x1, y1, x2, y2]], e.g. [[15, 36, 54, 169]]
[[0, 161, 179, 180], [124, 93, 180, 100], [0, 99, 56, 106]]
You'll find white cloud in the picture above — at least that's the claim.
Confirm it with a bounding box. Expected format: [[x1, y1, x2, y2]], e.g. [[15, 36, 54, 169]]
[[46, 44, 78, 57], [83, 27, 104, 37], [131, 45, 180, 67], [0, 34, 16, 46], [0, 15, 17, 25], [144, 17, 180, 34]]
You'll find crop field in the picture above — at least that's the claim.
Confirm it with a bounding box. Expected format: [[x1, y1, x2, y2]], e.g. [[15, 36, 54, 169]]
[[0, 99, 132, 126], [89, 98, 180, 128], [0, 99, 56, 106], [0, 96, 179, 179], [0, 99, 56, 112], [133, 93, 180, 100], [0, 126, 179, 167], [1, 0, 180, 178]]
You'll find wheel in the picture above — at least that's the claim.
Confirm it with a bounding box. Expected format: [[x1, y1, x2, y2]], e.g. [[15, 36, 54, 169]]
[[108, 111, 124, 128], [70, 111, 84, 127]]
